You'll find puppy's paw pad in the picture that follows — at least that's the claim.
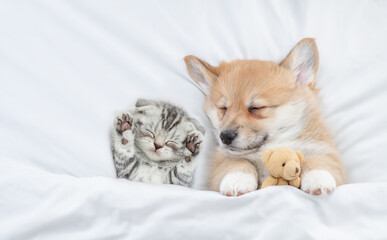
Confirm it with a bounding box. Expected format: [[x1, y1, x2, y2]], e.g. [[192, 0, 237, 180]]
[[301, 170, 336, 195], [220, 172, 257, 197]]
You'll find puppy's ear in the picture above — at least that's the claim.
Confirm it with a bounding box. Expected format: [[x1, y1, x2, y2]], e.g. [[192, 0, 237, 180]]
[[262, 149, 274, 166], [184, 55, 219, 95], [280, 38, 319, 88], [295, 151, 304, 164]]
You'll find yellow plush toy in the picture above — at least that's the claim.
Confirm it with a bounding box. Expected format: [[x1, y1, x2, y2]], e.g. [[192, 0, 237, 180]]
[[261, 148, 304, 189]]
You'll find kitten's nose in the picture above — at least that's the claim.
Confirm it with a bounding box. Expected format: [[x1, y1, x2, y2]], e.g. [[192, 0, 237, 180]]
[[154, 142, 163, 150], [220, 130, 237, 145]]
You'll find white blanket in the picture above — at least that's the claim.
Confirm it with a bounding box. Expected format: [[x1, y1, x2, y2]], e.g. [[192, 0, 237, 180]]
[[1, 0, 387, 239]]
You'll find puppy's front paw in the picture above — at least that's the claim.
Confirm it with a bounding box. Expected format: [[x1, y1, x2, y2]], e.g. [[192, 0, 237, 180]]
[[301, 170, 336, 195], [220, 172, 258, 197]]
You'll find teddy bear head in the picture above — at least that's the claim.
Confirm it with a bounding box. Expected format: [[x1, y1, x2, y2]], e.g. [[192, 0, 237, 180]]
[[262, 148, 304, 180]]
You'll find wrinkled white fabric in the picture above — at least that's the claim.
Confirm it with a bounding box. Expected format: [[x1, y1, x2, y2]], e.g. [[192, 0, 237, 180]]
[[1, 0, 387, 239]]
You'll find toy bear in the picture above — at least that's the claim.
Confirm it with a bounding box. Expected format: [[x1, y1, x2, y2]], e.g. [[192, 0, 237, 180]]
[[261, 147, 304, 189]]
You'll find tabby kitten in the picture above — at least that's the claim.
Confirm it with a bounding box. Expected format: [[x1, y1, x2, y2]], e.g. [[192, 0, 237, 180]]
[[111, 99, 205, 187]]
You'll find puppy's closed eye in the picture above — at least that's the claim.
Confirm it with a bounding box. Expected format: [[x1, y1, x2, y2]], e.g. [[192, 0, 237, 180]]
[[248, 106, 266, 118], [248, 106, 266, 112], [217, 106, 228, 119]]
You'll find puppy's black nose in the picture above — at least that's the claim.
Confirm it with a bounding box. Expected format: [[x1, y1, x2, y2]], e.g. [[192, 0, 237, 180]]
[[220, 130, 237, 145]]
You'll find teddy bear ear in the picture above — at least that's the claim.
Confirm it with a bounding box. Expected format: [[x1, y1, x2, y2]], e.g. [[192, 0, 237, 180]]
[[262, 149, 274, 166], [295, 151, 304, 164]]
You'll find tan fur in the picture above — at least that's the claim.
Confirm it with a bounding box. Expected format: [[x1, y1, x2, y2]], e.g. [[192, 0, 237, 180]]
[[184, 38, 346, 194], [208, 148, 257, 191]]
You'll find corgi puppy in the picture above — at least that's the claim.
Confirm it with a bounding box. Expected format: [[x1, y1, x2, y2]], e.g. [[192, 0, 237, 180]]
[[184, 38, 346, 196]]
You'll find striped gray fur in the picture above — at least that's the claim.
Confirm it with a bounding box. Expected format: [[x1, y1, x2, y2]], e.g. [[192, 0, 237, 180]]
[[111, 99, 205, 187]]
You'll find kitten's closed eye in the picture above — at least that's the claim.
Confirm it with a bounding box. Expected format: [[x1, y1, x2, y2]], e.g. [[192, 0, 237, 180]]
[[165, 141, 181, 149], [144, 129, 155, 138]]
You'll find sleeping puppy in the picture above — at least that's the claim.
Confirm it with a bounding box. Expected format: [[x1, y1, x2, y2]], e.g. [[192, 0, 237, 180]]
[[184, 38, 346, 196]]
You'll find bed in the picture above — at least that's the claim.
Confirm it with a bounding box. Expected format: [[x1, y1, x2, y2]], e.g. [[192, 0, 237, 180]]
[[1, 0, 387, 239]]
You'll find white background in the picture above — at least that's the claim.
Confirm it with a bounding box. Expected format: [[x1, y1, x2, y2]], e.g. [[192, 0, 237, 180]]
[[1, 1, 387, 239]]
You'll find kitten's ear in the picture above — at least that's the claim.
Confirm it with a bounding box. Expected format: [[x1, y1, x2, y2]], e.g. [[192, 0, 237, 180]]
[[280, 38, 319, 88], [135, 99, 158, 114], [135, 99, 159, 108], [184, 55, 219, 95], [188, 117, 205, 135]]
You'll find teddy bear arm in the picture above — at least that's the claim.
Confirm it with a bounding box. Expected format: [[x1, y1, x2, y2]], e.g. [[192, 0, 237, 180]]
[[261, 176, 279, 188], [277, 178, 289, 186], [289, 177, 301, 188]]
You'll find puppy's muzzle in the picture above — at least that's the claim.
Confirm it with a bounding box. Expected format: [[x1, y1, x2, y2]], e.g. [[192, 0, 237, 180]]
[[220, 130, 237, 145]]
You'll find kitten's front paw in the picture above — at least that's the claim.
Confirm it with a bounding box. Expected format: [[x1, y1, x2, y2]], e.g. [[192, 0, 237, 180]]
[[116, 113, 134, 145], [184, 132, 202, 162], [116, 113, 133, 134], [220, 172, 258, 197], [301, 170, 336, 195]]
